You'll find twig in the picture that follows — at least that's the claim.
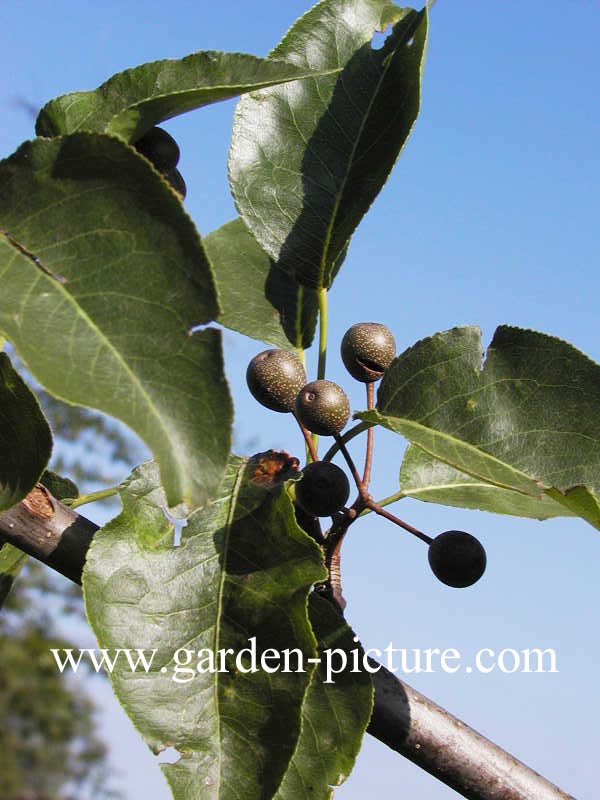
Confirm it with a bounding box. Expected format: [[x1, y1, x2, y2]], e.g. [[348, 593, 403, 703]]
[[368, 661, 577, 800]]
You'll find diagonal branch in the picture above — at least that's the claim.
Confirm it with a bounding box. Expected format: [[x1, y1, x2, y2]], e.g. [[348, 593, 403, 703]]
[[0, 486, 578, 800], [0, 485, 98, 584], [367, 660, 577, 800]]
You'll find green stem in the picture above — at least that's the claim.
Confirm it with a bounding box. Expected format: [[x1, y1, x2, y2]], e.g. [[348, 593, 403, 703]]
[[359, 489, 406, 515], [67, 487, 120, 509], [322, 421, 373, 462], [317, 287, 328, 380], [310, 287, 330, 456], [297, 347, 306, 369], [0, 335, 5, 351]]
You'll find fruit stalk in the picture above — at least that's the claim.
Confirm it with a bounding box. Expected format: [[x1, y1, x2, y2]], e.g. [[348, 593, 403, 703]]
[[333, 433, 370, 505], [367, 499, 433, 544], [295, 414, 319, 463], [362, 382, 375, 489]]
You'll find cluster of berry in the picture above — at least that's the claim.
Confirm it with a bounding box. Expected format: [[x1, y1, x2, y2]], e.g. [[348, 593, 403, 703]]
[[247, 324, 486, 589]]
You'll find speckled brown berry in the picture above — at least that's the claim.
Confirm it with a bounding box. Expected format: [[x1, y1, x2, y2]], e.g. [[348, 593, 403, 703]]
[[294, 380, 350, 436], [246, 349, 306, 413], [295, 461, 350, 517], [428, 530, 487, 588], [341, 322, 396, 382]]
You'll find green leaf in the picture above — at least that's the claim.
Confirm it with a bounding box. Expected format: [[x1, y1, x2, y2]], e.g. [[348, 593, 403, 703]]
[[35, 52, 340, 142], [83, 459, 327, 800], [229, 1, 428, 290], [359, 326, 600, 529], [204, 218, 318, 349], [0, 544, 28, 608], [0, 352, 52, 511], [544, 485, 600, 530], [0, 133, 232, 508], [400, 445, 576, 519], [275, 594, 373, 800], [40, 470, 79, 501]]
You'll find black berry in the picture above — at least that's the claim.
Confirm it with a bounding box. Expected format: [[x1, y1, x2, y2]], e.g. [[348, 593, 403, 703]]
[[341, 322, 396, 382], [247, 349, 306, 413], [133, 126, 180, 173], [164, 168, 187, 199], [295, 461, 350, 517], [295, 380, 350, 436], [428, 530, 487, 588]]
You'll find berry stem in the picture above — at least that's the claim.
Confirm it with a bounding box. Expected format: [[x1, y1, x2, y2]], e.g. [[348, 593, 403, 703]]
[[333, 434, 369, 503], [366, 498, 433, 544], [294, 414, 319, 463], [322, 421, 373, 462], [297, 348, 317, 462], [314, 435, 368, 611], [362, 382, 375, 489]]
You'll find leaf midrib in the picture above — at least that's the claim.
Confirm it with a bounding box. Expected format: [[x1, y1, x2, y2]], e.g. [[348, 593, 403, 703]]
[[2, 233, 174, 481], [362, 410, 544, 497], [213, 459, 248, 798], [317, 10, 419, 288]]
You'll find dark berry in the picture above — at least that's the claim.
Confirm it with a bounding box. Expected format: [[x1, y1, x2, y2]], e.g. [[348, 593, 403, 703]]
[[133, 126, 180, 173], [295, 380, 350, 436], [341, 322, 396, 382], [164, 168, 187, 199], [247, 349, 306, 413], [428, 530, 487, 588], [295, 461, 350, 517]]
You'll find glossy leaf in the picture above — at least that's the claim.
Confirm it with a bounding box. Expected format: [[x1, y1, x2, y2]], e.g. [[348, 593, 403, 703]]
[[0, 352, 52, 511], [35, 52, 337, 143], [204, 218, 318, 349], [0, 134, 232, 508], [83, 459, 327, 800], [359, 326, 600, 529], [275, 594, 373, 800], [400, 445, 576, 519], [229, 0, 428, 289]]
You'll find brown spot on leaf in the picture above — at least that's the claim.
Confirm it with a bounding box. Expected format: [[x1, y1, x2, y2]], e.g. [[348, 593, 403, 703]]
[[247, 449, 300, 488]]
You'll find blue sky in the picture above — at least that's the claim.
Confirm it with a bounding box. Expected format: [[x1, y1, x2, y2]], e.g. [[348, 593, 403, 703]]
[[2, 1, 599, 798]]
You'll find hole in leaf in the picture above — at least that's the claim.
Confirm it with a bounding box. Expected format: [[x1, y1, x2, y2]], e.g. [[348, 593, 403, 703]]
[[407, 37, 414, 47], [162, 506, 188, 547], [156, 746, 180, 764], [371, 25, 392, 50]]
